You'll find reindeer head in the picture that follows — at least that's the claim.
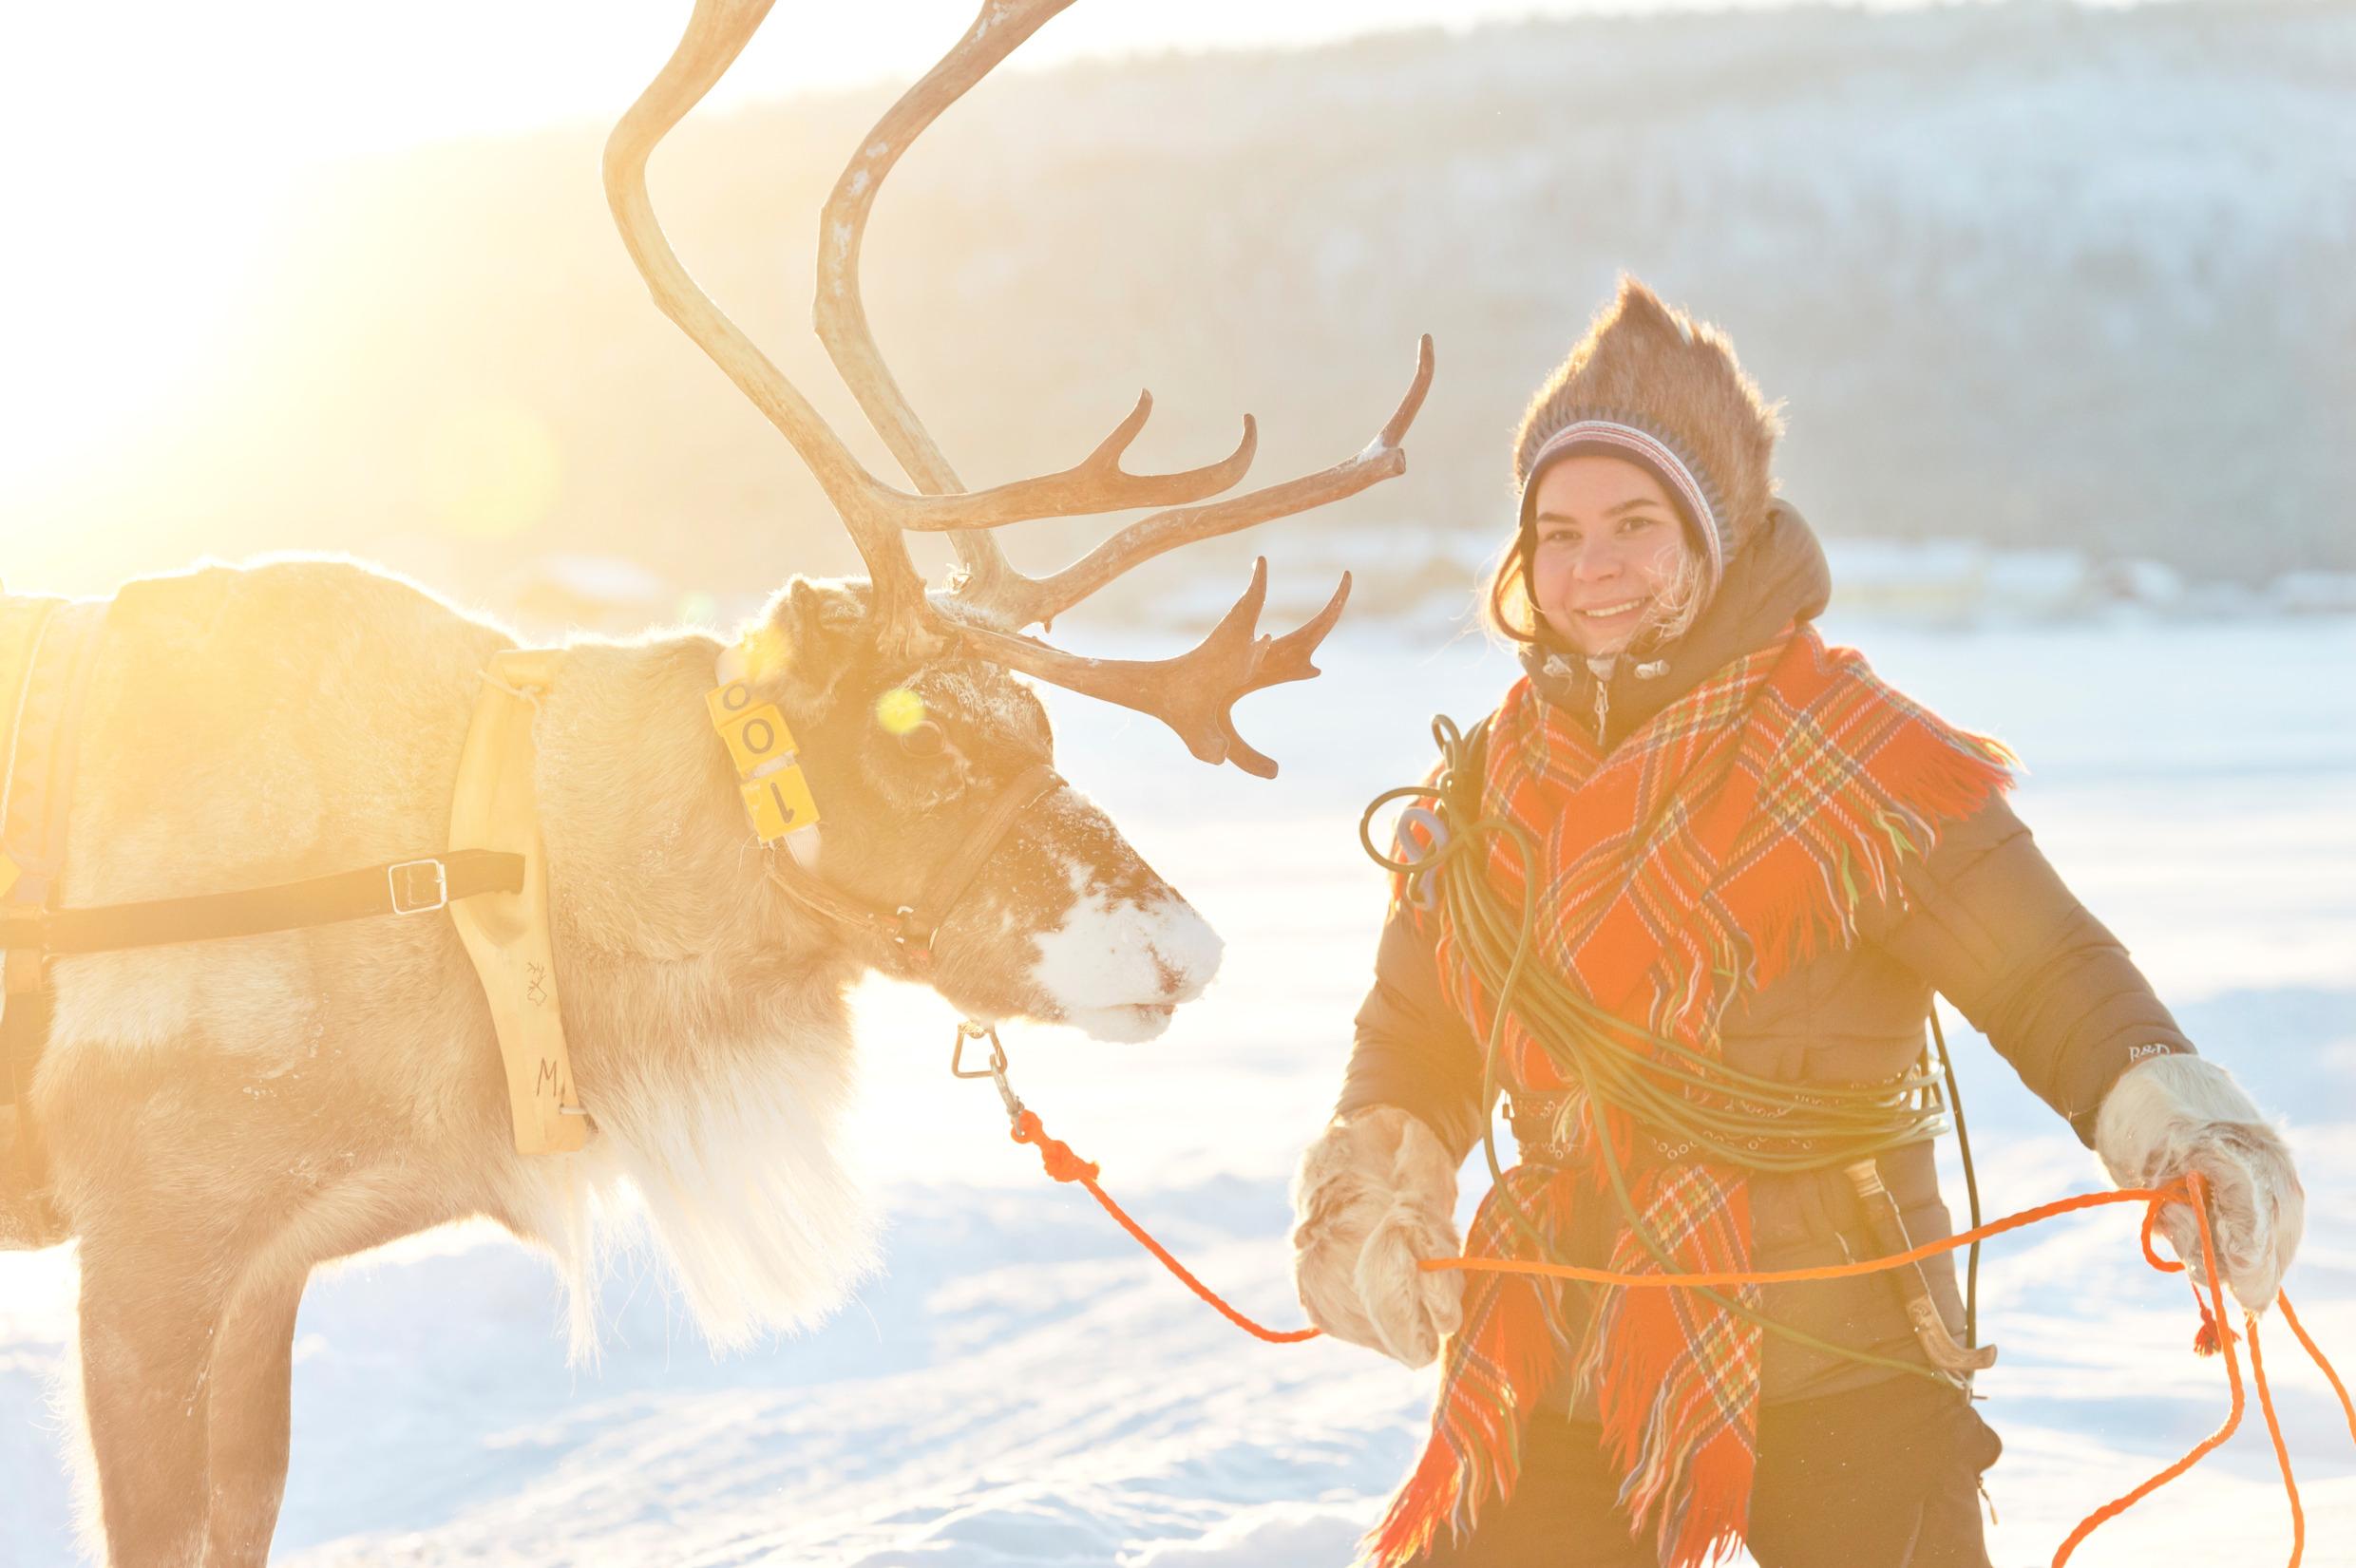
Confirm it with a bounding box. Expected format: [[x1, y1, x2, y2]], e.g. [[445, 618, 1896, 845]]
[[609, 0, 1431, 1041], [729, 576, 1213, 1041]]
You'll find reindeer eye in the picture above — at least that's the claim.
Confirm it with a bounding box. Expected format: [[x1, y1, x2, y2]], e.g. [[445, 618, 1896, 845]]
[[898, 720, 947, 759]]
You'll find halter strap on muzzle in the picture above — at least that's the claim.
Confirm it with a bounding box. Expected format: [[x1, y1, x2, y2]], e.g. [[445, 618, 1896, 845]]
[[767, 762, 1061, 968]]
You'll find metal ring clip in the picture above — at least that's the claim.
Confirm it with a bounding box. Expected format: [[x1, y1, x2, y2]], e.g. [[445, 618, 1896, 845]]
[[950, 1020, 1023, 1125]]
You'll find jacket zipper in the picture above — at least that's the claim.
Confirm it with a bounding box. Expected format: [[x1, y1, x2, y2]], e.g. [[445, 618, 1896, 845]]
[[1585, 653, 1616, 746]]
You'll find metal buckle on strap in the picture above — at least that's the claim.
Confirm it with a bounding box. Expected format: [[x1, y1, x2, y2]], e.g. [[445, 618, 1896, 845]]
[[888, 904, 935, 966], [389, 858, 450, 915]]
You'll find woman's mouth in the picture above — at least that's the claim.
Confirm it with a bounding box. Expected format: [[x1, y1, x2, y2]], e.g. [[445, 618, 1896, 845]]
[[1575, 597, 1647, 622]]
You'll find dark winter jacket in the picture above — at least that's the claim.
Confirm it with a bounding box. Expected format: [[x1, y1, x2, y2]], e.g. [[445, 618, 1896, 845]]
[[1337, 502, 2194, 1413]]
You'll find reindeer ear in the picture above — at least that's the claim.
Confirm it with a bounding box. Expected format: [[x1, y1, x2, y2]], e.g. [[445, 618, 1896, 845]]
[[755, 576, 874, 716]]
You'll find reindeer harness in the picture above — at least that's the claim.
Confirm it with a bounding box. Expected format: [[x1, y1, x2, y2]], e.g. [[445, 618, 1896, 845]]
[[0, 609, 584, 1177], [0, 605, 1059, 1192]]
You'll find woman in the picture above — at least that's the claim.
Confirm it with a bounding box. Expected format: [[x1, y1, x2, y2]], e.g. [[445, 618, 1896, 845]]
[[1290, 278, 2306, 1568]]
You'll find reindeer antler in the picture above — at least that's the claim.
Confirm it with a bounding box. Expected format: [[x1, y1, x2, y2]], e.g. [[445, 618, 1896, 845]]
[[613, 0, 1432, 772], [939, 339, 1433, 633], [958, 559, 1355, 779], [606, 0, 1250, 658]]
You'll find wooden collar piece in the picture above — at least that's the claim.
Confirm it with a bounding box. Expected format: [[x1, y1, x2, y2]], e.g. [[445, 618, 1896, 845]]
[[448, 649, 589, 1155]]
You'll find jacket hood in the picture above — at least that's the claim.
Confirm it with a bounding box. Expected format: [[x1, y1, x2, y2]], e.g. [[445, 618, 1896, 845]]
[[1521, 499, 1831, 748]]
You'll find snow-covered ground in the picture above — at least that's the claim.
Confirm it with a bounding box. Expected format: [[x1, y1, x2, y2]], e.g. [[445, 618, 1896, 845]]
[[3, 614, 2351, 1567]]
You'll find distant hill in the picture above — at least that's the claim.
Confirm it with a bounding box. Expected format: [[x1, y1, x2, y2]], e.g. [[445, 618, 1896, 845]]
[[11, 0, 2350, 615]]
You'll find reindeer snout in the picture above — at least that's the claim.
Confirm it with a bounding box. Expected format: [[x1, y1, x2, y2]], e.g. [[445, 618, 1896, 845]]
[[1146, 893, 1222, 1003], [1027, 885, 1224, 1044]]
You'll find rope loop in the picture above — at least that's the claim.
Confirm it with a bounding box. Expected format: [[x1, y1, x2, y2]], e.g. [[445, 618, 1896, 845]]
[[1361, 715, 1955, 1383]]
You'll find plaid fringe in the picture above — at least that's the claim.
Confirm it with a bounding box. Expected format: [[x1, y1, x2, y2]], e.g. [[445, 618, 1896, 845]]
[[1367, 626, 2012, 1568], [1366, 1166, 1581, 1564]]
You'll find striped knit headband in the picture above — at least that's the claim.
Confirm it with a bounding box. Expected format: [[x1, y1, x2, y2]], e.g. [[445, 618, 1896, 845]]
[[1518, 419, 1727, 597]]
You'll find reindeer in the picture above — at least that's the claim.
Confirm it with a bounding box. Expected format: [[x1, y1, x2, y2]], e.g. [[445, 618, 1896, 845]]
[[0, 1, 1430, 1562]]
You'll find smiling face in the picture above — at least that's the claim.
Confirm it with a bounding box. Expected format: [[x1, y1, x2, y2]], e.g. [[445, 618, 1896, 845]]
[[1527, 454, 1697, 657]]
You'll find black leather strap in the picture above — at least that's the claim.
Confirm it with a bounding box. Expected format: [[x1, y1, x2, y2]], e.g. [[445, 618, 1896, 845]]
[[900, 764, 1062, 953], [768, 764, 1062, 968], [1, 849, 525, 954]]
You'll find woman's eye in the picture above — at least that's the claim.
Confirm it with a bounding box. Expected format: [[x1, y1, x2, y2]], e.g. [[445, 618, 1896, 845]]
[[899, 720, 947, 759], [1618, 514, 1657, 533]]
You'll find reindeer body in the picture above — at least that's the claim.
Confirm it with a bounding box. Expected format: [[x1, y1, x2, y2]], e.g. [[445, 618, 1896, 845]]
[[16, 542, 1267, 1562], [19, 559, 888, 1559]]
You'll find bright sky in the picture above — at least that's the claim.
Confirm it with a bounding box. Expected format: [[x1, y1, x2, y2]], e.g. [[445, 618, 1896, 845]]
[[0, 0, 1872, 522]]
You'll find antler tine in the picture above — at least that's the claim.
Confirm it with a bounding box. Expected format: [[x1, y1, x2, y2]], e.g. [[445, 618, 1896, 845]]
[[953, 334, 1434, 632], [873, 394, 1258, 532], [945, 334, 1429, 775], [606, 0, 937, 652], [954, 558, 1354, 780], [814, 0, 1257, 607]]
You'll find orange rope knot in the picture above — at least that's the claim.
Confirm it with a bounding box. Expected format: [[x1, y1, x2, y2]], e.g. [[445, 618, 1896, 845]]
[[1012, 1107, 1100, 1184], [2135, 1183, 2241, 1355]]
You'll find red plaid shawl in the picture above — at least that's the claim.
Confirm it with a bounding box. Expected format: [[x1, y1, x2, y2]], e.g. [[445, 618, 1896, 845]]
[[1367, 625, 2014, 1568]]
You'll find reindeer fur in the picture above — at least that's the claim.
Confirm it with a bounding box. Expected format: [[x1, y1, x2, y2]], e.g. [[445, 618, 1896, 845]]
[[9, 555, 1221, 1566]]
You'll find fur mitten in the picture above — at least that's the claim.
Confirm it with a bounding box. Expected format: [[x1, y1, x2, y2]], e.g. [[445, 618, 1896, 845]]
[[2095, 1054, 2304, 1315], [1290, 1106, 1464, 1366]]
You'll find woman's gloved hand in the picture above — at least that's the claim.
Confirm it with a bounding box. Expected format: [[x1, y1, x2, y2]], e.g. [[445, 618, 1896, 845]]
[[2096, 1053, 2305, 1314], [1290, 1106, 1464, 1366]]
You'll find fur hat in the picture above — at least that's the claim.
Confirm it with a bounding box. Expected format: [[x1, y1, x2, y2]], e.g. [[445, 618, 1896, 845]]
[[1511, 277, 1783, 576]]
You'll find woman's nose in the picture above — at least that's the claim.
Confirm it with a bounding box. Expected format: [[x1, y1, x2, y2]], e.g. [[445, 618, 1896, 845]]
[[1569, 543, 1621, 581]]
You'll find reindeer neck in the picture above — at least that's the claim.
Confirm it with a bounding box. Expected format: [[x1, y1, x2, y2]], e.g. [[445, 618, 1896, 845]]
[[527, 634, 859, 1011]]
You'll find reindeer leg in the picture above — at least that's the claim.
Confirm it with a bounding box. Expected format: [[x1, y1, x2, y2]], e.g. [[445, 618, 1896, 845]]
[[75, 1221, 241, 1568], [48, 1050, 304, 1568], [200, 1265, 307, 1568]]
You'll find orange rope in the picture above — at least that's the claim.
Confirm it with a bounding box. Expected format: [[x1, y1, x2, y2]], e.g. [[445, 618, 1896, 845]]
[[2249, 1316, 2304, 1568], [2281, 1294, 2356, 1445], [1419, 1181, 2172, 1289], [2049, 1177, 2248, 1565], [1417, 1175, 2343, 1568], [1007, 1117, 2347, 1564], [1011, 1108, 1320, 1344]]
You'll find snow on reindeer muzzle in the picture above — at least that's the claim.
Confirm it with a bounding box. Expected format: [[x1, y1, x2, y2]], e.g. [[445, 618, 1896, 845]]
[[941, 783, 1223, 1044]]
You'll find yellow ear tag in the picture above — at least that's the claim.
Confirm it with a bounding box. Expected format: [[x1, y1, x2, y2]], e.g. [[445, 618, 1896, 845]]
[[707, 674, 823, 844], [740, 765, 822, 842], [715, 703, 798, 777], [706, 678, 761, 729]]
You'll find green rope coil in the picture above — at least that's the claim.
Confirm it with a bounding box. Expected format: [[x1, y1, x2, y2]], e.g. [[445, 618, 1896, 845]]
[[1358, 714, 1954, 1383]]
